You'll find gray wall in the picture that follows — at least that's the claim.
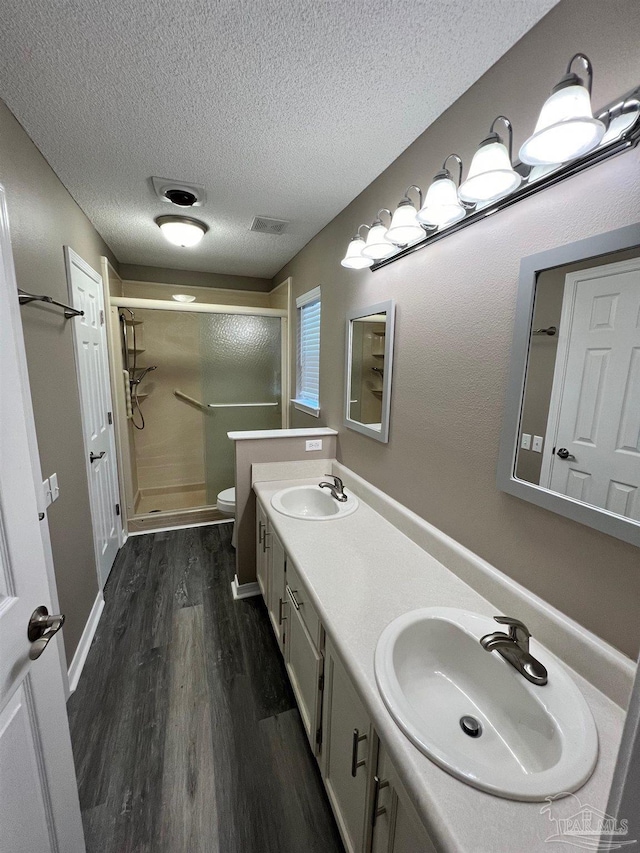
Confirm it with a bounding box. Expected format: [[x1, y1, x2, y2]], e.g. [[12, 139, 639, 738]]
[[120, 263, 271, 292], [273, 0, 640, 658], [0, 99, 118, 665]]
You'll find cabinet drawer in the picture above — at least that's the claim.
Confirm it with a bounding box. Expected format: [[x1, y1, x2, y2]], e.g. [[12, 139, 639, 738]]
[[285, 594, 323, 754], [286, 559, 322, 649]]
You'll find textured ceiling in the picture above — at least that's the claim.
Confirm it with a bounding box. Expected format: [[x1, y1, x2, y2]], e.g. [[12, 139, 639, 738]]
[[0, 0, 558, 279]]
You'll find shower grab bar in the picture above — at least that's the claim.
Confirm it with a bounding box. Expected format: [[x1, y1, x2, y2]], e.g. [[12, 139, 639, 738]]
[[207, 402, 278, 408], [174, 389, 208, 410], [174, 389, 278, 409]]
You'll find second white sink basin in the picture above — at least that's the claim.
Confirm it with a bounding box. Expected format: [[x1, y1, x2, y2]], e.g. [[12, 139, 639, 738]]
[[271, 484, 359, 520], [375, 607, 598, 801]]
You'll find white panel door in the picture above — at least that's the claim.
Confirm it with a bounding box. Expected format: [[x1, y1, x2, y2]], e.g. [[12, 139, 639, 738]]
[[541, 258, 640, 520], [66, 248, 120, 587], [0, 187, 85, 852]]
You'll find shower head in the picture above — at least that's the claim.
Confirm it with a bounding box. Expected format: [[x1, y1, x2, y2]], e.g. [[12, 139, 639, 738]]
[[132, 365, 157, 385]]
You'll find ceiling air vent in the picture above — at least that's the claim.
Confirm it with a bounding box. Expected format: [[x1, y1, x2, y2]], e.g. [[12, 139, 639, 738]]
[[151, 176, 206, 207], [250, 216, 289, 235]]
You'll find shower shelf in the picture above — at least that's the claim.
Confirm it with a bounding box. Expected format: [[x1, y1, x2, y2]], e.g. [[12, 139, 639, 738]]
[[208, 402, 278, 408]]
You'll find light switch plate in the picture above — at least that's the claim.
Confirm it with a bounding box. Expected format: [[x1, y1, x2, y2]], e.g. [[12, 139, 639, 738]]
[[532, 435, 544, 453], [49, 472, 59, 501], [42, 478, 52, 508], [305, 439, 323, 452], [521, 433, 531, 450]]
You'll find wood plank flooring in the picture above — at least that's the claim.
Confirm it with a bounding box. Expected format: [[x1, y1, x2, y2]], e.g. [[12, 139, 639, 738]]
[[67, 524, 344, 853]]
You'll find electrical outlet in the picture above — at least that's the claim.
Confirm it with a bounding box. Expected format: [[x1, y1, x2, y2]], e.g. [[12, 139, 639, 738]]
[[305, 439, 323, 452], [532, 435, 544, 453], [520, 433, 531, 450]]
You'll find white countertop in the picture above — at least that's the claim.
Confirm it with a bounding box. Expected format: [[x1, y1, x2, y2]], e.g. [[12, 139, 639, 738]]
[[254, 475, 627, 853]]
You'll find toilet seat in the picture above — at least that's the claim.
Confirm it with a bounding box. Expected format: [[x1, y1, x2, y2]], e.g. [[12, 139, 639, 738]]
[[217, 487, 236, 515]]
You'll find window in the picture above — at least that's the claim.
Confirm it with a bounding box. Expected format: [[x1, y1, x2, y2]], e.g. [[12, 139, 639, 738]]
[[293, 286, 321, 417]]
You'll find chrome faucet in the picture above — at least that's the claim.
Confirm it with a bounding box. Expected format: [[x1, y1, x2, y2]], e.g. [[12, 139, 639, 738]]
[[480, 616, 548, 686], [319, 474, 348, 502]]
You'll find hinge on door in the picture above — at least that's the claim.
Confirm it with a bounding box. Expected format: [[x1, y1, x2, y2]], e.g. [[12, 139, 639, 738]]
[[108, 411, 113, 425], [115, 503, 120, 516], [318, 673, 324, 692], [100, 309, 105, 325], [315, 725, 323, 750]]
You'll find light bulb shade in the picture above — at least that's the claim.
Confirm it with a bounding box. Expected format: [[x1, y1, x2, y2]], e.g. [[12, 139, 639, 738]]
[[172, 294, 197, 302], [361, 222, 396, 260], [157, 215, 207, 247], [458, 141, 521, 204], [340, 237, 373, 269], [417, 176, 466, 228], [386, 203, 425, 245], [519, 85, 605, 165]]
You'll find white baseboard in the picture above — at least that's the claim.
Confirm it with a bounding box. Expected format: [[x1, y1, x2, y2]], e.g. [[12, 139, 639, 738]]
[[67, 591, 105, 694], [231, 575, 261, 600]]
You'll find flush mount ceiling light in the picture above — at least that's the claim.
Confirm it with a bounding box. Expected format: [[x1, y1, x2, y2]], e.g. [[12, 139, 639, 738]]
[[459, 116, 521, 205], [361, 209, 397, 260], [341, 56, 640, 274], [172, 294, 197, 303], [418, 154, 467, 229], [341, 225, 374, 269], [156, 215, 208, 247], [387, 187, 425, 246], [520, 54, 605, 167]]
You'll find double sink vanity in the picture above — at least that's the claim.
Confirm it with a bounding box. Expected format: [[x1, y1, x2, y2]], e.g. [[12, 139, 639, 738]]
[[251, 460, 632, 853]]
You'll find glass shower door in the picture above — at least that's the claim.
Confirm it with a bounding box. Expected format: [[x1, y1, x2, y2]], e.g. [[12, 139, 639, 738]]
[[201, 313, 282, 504]]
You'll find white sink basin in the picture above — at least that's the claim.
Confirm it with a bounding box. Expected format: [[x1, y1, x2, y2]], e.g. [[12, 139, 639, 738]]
[[374, 607, 598, 801], [271, 484, 359, 521]]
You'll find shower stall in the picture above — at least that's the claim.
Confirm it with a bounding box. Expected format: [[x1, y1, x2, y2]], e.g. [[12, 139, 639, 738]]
[[109, 297, 287, 531]]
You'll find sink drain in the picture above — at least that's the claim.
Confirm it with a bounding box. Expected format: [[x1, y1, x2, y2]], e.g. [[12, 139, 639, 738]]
[[460, 715, 482, 738]]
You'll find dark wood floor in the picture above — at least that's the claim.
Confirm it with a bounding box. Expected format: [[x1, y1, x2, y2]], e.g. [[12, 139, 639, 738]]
[[67, 524, 344, 853]]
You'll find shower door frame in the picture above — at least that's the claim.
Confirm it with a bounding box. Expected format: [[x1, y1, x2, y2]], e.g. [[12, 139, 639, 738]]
[[108, 296, 289, 532]]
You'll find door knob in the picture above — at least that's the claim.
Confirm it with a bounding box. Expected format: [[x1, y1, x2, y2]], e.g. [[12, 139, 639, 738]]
[[556, 448, 576, 461], [89, 451, 106, 463], [27, 606, 65, 661]]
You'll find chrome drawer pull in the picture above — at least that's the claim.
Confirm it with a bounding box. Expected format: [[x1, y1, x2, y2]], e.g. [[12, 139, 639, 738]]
[[351, 728, 367, 777]]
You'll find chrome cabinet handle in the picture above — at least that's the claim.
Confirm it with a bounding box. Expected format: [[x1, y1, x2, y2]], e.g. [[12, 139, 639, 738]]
[[351, 728, 367, 777], [372, 775, 390, 826], [27, 605, 65, 661], [278, 597, 287, 625], [258, 520, 264, 544], [286, 585, 301, 611], [89, 451, 106, 463], [556, 447, 576, 461], [262, 530, 270, 552]]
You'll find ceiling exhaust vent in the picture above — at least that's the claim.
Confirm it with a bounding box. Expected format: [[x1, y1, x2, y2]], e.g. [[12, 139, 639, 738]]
[[151, 176, 206, 207], [250, 216, 289, 235]]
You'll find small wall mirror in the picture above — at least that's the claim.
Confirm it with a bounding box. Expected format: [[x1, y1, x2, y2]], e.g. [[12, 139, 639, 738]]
[[345, 300, 395, 442], [498, 223, 640, 547]]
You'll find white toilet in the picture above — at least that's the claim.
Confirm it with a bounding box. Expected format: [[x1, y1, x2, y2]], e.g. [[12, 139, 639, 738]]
[[216, 486, 237, 547]]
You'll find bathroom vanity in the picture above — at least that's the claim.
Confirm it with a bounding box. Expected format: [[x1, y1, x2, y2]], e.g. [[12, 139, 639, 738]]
[[252, 461, 633, 853]]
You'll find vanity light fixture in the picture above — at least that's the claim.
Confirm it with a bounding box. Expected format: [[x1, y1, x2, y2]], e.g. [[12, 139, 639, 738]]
[[361, 209, 397, 260], [341, 58, 640, 274], [520, 54, 605, 166], [418, 154, 468, 229], [341, 225, 374, 269], [156, 215, 208, 247], [386, 187, 426, 246], [172, 294, 197, 303], [459, 116, 521, 205]]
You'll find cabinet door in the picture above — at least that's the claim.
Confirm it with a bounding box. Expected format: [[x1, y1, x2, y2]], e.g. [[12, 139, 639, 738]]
[[255, 499, 269, 601], [285, 585, 323, 753], [372, 744, 437, 853], [322, 638, 374, 853], [268, 526, 287, 653]]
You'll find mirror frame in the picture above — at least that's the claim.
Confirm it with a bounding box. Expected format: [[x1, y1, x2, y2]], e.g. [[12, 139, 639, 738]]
[[344, 299, 395, 443], [497, 222, 640, 547]]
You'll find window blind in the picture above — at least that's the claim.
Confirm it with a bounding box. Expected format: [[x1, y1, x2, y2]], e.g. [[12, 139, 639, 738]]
[[295, 288, 321, 412]]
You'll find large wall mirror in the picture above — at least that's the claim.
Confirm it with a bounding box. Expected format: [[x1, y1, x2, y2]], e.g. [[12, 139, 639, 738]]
[[345, 300, 395, 442], [498, 223, 640, 547]]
